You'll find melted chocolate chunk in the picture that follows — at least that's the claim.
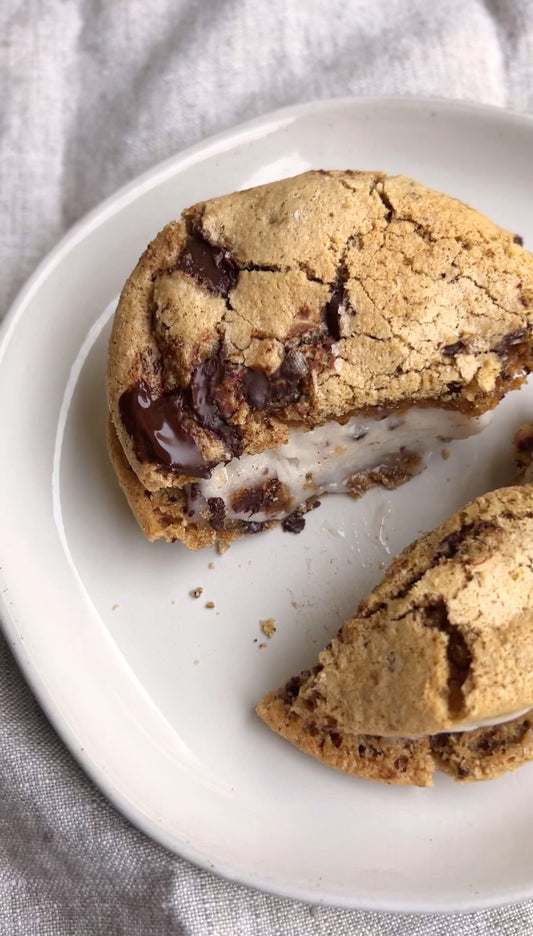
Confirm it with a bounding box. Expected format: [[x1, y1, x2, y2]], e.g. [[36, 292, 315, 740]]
[[323, 283, 347, 341], [176, 233, 239, 296], [120, 354, 244, 474], [514, 234, 524, 246], [242, 350, 308, 411], [282, 511, 306, 534], [119, 382, 213, 477]]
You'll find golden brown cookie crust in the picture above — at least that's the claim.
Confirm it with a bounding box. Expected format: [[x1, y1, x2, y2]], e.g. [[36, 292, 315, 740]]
[[107, 170, 533, 540], [257, 688, 533, 787]]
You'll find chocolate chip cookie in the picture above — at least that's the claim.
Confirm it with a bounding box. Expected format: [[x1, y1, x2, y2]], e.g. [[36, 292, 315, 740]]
[[107, 170, 533, 549], [257, 483, 533, 786]]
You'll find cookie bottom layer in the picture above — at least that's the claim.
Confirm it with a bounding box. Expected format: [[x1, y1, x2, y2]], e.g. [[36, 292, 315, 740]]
[[256, 689, 533, 787]]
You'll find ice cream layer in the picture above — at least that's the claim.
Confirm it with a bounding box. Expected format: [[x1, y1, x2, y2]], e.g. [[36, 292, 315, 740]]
[[187, 407, 491, 523]]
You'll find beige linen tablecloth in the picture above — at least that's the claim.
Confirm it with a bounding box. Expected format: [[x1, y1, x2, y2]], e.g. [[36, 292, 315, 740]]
[[2, 1, 533, 933]]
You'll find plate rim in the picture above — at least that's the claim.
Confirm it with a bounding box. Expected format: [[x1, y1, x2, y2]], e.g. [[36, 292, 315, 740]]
[[2, 95, 533, 914]]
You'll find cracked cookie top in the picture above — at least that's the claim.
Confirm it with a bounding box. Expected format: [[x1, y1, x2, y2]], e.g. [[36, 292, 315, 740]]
[[281, 484, 533, 738], [107, 170, 533, 491]]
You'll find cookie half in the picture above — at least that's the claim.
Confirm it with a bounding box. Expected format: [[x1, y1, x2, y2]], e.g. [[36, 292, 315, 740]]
[[257, 484, 533, 785], [107, 170, 533, 549]]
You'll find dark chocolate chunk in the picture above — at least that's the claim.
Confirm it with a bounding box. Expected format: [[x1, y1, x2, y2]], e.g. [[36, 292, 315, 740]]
[[284, 676, 303, 702], [442, 340, 468, 357], [495, 327, 528, 355], [119, 381, 213, 477], [176, 233, 239, 296], [435, 524, 474, 560], [394, 756, 408, 772], [282, 511, 306, 534], [435, 521, 495, 560], [231, 478, 288, 517], [446, 381, 463, 394], [328, 730, 343, 749], [242, 350, 308, 412], [514, 234, 524, 246], [242, 368, 270, 410], [207, 497, 226, 532], [323, 283, 348, 341], [515, 429, 533, 454]]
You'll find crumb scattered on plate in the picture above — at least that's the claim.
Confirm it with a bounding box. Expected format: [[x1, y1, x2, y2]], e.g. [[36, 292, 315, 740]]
[[259, 642, 267, 649], [208, 562, 215, 570], [112, 604, 119, 611], [190, 587, 203, 599], [441, 448, 451, 460], [205, 601, 215, 609], [260, 618, 276, 638]]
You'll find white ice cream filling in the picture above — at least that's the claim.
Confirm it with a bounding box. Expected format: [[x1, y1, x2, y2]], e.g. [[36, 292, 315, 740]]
[[187, 407, 491, 524]]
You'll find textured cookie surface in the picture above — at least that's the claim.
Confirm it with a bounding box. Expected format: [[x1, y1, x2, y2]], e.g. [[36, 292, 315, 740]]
[[257, 687, 533, 787], [107, 170, 533, 547], [257, 483, 533, 785]]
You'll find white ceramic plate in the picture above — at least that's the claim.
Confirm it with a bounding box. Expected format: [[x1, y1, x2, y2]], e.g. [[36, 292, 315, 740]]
[[2, 97, 533, 913]]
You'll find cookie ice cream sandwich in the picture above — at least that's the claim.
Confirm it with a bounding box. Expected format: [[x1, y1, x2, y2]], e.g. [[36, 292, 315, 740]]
[[107, 170, 533, 549], [257, 484, 533, 786]]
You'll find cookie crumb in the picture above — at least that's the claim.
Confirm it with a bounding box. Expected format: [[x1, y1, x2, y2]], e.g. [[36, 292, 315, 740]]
[[205, 601, 215, 609], [259, 642, 268, 649], [190, 587, 203, 599], [441, 448, 451, 460], [217, 541, 229, 555], [193, 659, 199, 665], [171, 600, 176, 605], [208, 562, 215, 570], [260, 618, 276, 638], [112, 604, 119, 611]]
